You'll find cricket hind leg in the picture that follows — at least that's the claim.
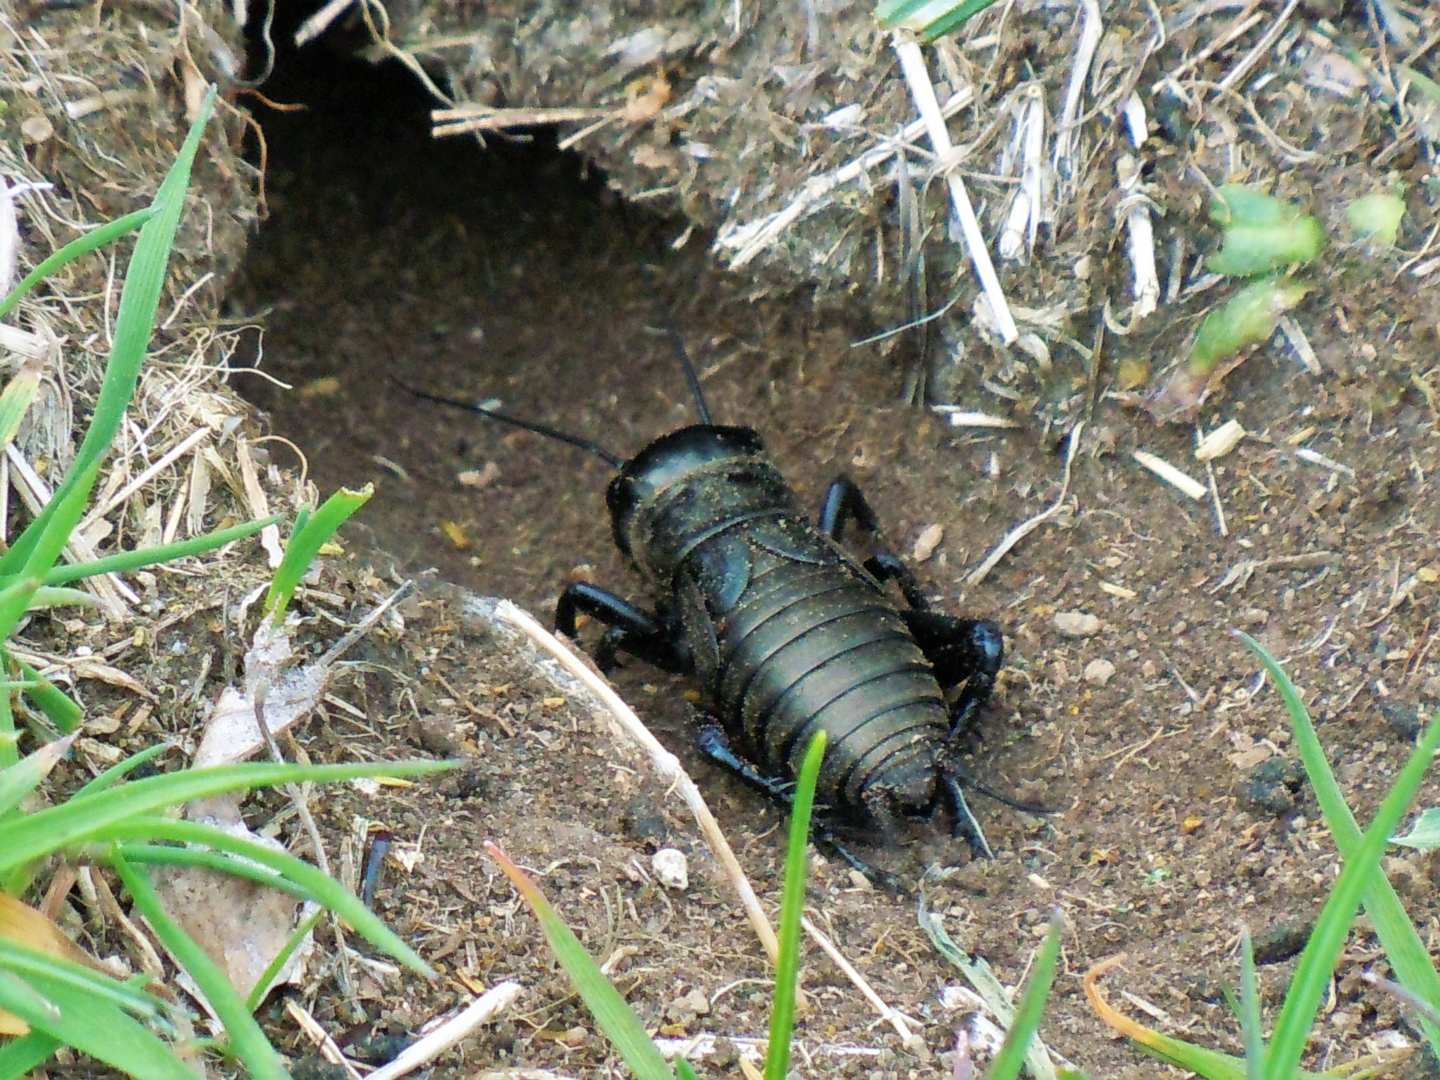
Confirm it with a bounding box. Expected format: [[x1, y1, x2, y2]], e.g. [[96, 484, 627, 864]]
[[695, 721, 904, 892]]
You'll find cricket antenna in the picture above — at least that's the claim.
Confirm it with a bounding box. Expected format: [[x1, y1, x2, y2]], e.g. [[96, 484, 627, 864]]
[[665, 326, 714, 426], [392, 378, 625, 469]]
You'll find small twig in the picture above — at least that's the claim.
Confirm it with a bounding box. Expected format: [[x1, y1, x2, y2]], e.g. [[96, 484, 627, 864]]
[[801, 915, 921, 1048], [892, 33, 1018, 345], [495, 602, 780, 965], [1052, 0, 1103, 208], [284, 997, 364, 1080], [967, 421, 1083, 586], [367, 981, 523, 1080], [1117, 94, 1159, 324], [1133, 449, 1207, 501], [293, 0, 355, 46]]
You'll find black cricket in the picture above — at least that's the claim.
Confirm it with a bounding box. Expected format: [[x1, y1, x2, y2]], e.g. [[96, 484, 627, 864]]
[[403, 339, 1016, 882]]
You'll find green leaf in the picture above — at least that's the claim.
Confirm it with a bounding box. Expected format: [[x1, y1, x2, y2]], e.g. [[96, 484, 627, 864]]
[[0, 967, 197, 1079], [37, 514, 282, 586], [0, 207, 157, 320], [264, 486, 373, 624], [0, 1029, 61, 1075], [488, 841, 673, 1080], [110, 852, 281, 1080], [766, 730, 826, 1080], [1346, 192, 1405, 248], [1238, 930, 1263, 1080], [0, 938, 164, 1024], [97, 816, 433, 977], [1209, 185, 1304, 228], [875, 0, 1000, 39], [11, 654, 82, 735], [74, 742, 173, 798], [1238, 632, 1440, 1061], [1391, 807, 1440, 850], [0, 90, 215, 578], [984, 912, 1061, 1080], [1190, 278, 1311, 374], [0, 359, 42, 452], [0, 734, 73, 818], [0, 759, 453, 876]]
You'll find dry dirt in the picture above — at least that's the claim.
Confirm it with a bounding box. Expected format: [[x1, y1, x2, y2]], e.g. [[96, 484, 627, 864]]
[[219, 37, 1440, 1080]]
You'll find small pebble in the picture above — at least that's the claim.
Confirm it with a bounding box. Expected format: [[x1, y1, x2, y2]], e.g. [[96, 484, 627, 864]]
[[912, 523, 944, 562], [652, 847, 689, 890], [1053, 611, 1102, 638], [1083, 658, 1116, 686]]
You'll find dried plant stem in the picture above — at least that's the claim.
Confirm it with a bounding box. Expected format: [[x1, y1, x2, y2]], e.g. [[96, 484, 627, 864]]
[[367, 981, 524, 1080], [495, 601, 780, 965], [892, 34, 1018, 345]]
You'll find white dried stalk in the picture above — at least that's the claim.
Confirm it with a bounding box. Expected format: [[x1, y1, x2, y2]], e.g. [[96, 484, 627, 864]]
[[1278, 314, 1320, 374], [367, 982, 524, 1080], [716, 87, 975, 269], [495, 601, 780, 965], [931, 407, 1020, 429], [294, 0, 356, 46], [892, 34, 1018, 345], [1194, 418, 1245, 461], [998, 85, 1046, 263], [1118, 94, 1158, 323], [1052, 0, 1102, 210], [1133, 449, 1206, 500]]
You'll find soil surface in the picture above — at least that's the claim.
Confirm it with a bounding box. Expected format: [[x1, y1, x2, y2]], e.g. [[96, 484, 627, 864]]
[[228, 45, 1440, 1080]]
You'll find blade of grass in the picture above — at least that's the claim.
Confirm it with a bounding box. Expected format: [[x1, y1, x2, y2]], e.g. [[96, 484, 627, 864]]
[[0, 207, 157, 320], [74, 742, 173, 798], [0, 359, 42, 452], [765, 730, 826, 1080], [0, 759, 453, 876], [96, 816, 432, 976], [0, 90, 215, 577], [984, 912, 1061, 1080], [33, 514, 282, 586], [0, 938, 163, 1022], [1264, 713, 1440, 1075], [245, 907, 323, 1012], [1238, 633, 1440, 1059], [487, 840, 674, 1080], [0, 734, 73, 817], [0, 1029, 61, 1075], [263, 486, 373, 624], [10, 654, 82, 735], [0, 669, 17, 771], [1238, 930, 1263, 1080], [110, 851, 282, 1080], [0, 967, 196, 1079], [112, 843, 311, 904]]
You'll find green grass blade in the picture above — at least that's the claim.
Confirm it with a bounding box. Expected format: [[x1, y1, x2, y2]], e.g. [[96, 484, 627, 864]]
[[74, 742, 173, 798], [67, 516, 281, 582], [113, 843, 312, 903], [0, 734, 73, 818], [264, 486, 373, 624], [487, 840, 673, 1080], [97, 817, 432, 977], [0, 1029, 61, 1076], [1264, 713, 1440, 1075], [28, 587, 97, 610], [766, 730, 826, 1080], [0, 938, 162, 1022], [917, 0, 1003, 40], [246, 907, 323, 1012], [1238, 633, 1440, 1059], [0, 759, 452, 875], [0, 967, 197, 1079], [110, 851, 282, 1080], [36, 514, 283, 586], [673, 1060, 700, 1080], [0, 359, 42, 451], [0, 207, 157, 320], [0, 577, 42, 650], [1238, 930, 1264, 1080], [11, 655, 82, 735], [0, 90, 215, 577], [984, 912, 1061, 1080]]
